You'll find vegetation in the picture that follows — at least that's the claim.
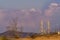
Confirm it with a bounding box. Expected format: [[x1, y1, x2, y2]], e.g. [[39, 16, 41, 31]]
[[0, 36, 8, 40], [14, 34, 20, 39]]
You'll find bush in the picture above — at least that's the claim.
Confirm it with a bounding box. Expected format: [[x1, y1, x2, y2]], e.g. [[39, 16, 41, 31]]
[[1, 36, 8, 40]]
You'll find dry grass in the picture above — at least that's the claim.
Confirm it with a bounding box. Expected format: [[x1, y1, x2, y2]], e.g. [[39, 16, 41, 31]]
[[6, 35, 60, 40], [34, 35, 60, 40], [18, 35, 60, 40]]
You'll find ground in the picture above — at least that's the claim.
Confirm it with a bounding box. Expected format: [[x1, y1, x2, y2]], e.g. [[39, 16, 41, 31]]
[[0, 34, 60, 40], [13, 34, 60, 40]]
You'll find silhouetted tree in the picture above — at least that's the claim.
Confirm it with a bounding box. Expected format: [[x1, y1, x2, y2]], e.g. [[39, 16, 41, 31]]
[[6, 17, 20, 38]]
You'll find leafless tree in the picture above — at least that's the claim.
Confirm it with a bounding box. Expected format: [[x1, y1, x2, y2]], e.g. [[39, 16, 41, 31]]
[[6, 17, 20, 38], [7, 17, 18, 32]]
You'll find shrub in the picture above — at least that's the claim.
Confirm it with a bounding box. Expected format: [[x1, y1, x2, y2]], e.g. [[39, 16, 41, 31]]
[[1, 36, 8, 40]]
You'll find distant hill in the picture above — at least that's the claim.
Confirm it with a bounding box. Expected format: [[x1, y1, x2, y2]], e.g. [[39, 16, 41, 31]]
[[0, 31, 37, 38]]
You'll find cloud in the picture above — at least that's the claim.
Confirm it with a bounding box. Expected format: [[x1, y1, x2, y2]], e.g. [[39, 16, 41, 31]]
[[50, 3, 58, 6], [44, 9, 53, 17], [21, 9, 26, 12], [29, 8, 36, 12], [21, 9, 30, 16], [44, 3, 58, 17]]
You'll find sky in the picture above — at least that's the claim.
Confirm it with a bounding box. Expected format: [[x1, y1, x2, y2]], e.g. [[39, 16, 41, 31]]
[[0, 0, 60, 9], [0, 0, 60, 33], [0, 0, 53, 9]]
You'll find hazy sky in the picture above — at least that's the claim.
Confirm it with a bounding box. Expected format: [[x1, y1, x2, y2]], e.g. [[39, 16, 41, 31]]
[[0, 0, 53, 9], [0, 0, 60, 33], [0, 0, 60, 9]]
